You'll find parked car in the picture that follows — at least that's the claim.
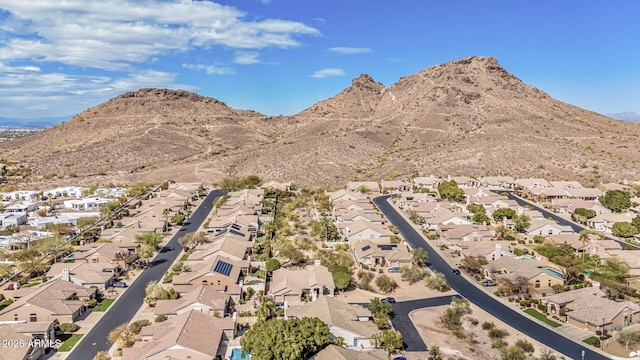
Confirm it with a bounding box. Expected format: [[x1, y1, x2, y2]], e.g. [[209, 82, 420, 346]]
[[113, 281, 128, 288], [381, 297, 396, 304], [452, 269, 461, 275], [481, 279, 497, 287], [388, 267, 400, 273], [393, 357, 407, 360]]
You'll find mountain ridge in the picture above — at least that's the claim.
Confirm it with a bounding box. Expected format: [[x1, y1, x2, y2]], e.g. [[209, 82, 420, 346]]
[[2, 56, 639, 187]]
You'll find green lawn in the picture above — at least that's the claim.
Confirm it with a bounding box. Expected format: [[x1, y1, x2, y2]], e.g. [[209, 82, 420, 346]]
[[583, 336, 601, 347], [93, 299, 115, 312], [0, 300, 13, 311], [524, 308, 562, 328], [57, 334, 83, 352], [23, 281, 41, 288]]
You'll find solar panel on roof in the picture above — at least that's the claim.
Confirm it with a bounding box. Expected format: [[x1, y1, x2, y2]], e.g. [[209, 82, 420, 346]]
[[361, 245, 371, 251], [378, 245, 397, 251], [231, 223, 242, 230], [213, 261, 233, 276]]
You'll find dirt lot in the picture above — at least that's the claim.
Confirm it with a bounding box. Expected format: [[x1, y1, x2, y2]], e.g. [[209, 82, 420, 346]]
[[407, 304, 559, 360]]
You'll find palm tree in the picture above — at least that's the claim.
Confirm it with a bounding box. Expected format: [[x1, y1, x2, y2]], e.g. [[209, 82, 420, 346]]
[[428, 345, 443, 360]]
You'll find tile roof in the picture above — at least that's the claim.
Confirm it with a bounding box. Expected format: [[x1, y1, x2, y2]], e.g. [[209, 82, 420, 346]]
[[287, 297, 378, 337], [154, 285, 230, 316], [270, 265, 335, 296], [311, 344, 388, 360]]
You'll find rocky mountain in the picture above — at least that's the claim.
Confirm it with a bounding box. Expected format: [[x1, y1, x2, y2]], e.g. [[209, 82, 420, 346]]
[[2, 56, 639, 187]]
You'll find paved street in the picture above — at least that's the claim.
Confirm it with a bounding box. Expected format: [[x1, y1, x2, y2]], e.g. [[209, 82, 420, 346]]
[[389, 296, 457, 351], [373, 195, 610, 360], [65, 190, 224, 360]]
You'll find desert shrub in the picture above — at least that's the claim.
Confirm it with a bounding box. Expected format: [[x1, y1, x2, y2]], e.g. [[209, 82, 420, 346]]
[[59, 323, 79, 333], [155, 315, 167, 322]]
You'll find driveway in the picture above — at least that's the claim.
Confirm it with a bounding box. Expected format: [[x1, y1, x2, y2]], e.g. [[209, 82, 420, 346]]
[[373, 195, 611, 360]]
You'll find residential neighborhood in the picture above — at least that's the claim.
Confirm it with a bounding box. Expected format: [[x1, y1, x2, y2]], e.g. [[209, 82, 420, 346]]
[[0, 176, 638, 360]]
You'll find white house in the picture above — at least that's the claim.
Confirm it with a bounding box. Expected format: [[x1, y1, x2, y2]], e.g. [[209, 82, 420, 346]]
[[4, 202, 38, 213], [0, 191, 38, 201], [0, 212, 27, 227], [63, 197, 112, 211], [43, 186, 85, 198]]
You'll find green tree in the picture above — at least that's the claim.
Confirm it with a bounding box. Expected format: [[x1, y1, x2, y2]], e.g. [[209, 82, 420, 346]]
[[632, 215, 640, 230], [369, 297, 392, 316], [99, 201, 120, 219], [279, 242, 306, 265], [14, 247, 47, 275], [424, 271, 450, 292], [332, 270, 351, 294], [600, 190, 631, 213], [571, 208, 596, 223], [265, 258, 281, 273], [135, 232, 163, 248], [374, 330, 403, 356], [437, 180, 465, 202], [241, 175, 262, 189], [612, 222, 639, 238], [178, 231, 206, 249], [617, 330, 638, 350], [77, 216, 97, 229], [375, 274, 398, 293], [428, 345, 443, 360], [170, 213, 186, 225], [240, 317, 332, 359], [513, 214, 531, 233], [36, 235, 70, 263], [412, 248, 429, 266], [492, 208, 516, 222]]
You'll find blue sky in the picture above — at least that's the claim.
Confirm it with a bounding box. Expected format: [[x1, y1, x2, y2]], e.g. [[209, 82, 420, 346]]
[[0, 0, 639, 121]]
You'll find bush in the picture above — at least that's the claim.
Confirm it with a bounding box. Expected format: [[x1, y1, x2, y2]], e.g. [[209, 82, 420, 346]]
[[489, 328, 509, 339], [481, 321, 495, 331], [537, 304, 548, 312], [155, 315, 167, 322], [515, 339, 535, 353], [59, 323, 80, 333]]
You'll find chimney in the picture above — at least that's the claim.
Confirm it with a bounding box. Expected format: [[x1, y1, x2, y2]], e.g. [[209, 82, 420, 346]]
[[62, 268, 71, 282]]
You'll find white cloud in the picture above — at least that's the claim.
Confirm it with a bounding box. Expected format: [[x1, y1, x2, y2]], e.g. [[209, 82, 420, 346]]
[[310, 68, 346, 79], [0, 0, 320, 70], [234, 51, 260, 64], [0, 64, 190, 118], [329, 47, 372, 54], [182, 63, 235, 75]]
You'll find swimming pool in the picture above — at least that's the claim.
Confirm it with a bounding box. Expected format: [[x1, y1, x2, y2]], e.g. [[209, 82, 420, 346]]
[[231, 348, 250, 360], [545, 268, 564, 279]]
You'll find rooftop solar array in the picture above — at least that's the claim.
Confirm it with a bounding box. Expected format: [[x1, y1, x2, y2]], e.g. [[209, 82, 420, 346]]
[[361, 245, 371, 251], [378, 245, 397, 251], [230, 229, 245, 237], [213, 260, 233, 276]]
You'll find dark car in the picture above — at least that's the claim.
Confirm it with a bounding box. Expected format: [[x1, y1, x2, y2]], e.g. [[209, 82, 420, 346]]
[[481, 279, 497, 286], [388, 267, 400, 273], [452, 269, 461, 275], [393, 357, 407, 360], [381, 297, 396, 304]]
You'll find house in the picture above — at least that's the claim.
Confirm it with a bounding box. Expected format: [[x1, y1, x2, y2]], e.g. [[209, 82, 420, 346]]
[[479, 176, 516, 189], [551, 199, 610, 216], [333, 199, 375, 213], [352, 240, 412, 267], [187, 236, 253, 262], [525, 219, 573, 236], [413, 176, 439, 190], [0, 212, 27, 227], [28, 214, 78, 229], [460, 241, 513, 261], [43, 186, 85, 198], [173, 255, 248, 288], [542, 286, 640, 333], [269, 264, 335, 304], [68, 242, 140, 267], [4, 202, 38, 213], [0, 324, 46, 360], [287, 297, 379, 350], [448, 176, 476, 188], [171, 283, 242, 303], [46, 262, 118, 290], [423, 208, 472, 230], [525, 187, 567, 202], [0, 190, 39, 201], [311, 344, 388, 360], [564, 187, 603, 201], [604, 251, 640, 276], [483, 257, 564, 294], [600, 183, 632, 192], [328, 190, 368, 203], [0, 279, 96, 323], [515, 178, 550, 189], [0, 231, 53, 250], [588, 212, 634, 233], [335, 210, 384, 225], [346, 182, 380, 194], [380, 180, 411, 193], [122, 310, 228, 360], [260, 180, 293, 192], [440, 224, 493, 243], [154, 285, 231, 319], [341, 219, 393, 243], [62, 197, 111, 210]]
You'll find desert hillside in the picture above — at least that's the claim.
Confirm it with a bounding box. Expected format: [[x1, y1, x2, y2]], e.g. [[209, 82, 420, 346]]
[[2, 56, 639, 187]]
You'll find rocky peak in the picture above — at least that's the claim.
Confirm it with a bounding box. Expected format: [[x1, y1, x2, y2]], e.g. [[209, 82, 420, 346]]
[[350, 74, 385, 93], [115, 88, 227, 106]]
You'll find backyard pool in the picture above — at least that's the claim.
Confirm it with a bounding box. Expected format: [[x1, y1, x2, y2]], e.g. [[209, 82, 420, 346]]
[[545, 268, 564, 279], [231, 348, 250, 360]]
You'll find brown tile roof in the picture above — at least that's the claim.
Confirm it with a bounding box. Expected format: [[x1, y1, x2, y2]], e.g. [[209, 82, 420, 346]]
[[0, 279, 94, 317], [270, 265, 335, 296], [287, 297, 378, 337], [154, 285, 230, 316], [122, 309, 224, 360], [311, 345, 388, 360], [173, 255, 247, 285]]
